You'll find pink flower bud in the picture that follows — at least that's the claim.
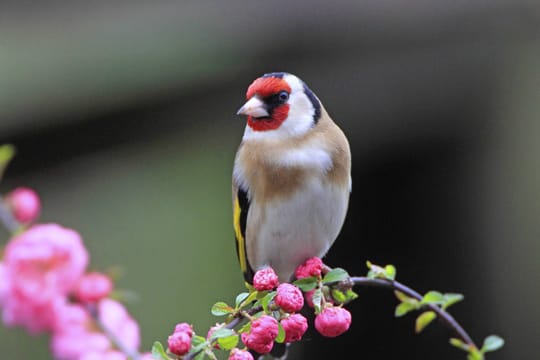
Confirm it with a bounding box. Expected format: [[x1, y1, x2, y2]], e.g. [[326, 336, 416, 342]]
[[228, 348, 254, 360], [295, 257, 323, 279], [253, 267, 279, 291], [275, 283, 304, 313], [75, 272, 113, 303], [5, 187, 41, 224], [168, 322, 193, 356], [281, 313, 308, 343], [314, 306, 351, 337], [174, 322, 193, 337], [241, 315, 278, 354]]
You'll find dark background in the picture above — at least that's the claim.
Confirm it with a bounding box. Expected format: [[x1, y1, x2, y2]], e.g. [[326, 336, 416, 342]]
[[0, 1, 539, 359]]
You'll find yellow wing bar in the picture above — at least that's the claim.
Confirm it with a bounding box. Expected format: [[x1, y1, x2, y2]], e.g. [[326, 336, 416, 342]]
[[233, 195, 248, 274]]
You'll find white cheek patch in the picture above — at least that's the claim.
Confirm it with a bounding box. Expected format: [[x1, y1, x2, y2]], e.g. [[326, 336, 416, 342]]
[[242, 74, 316, 141]]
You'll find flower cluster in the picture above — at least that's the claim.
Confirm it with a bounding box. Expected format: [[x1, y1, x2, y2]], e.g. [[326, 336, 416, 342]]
[[156, 258, 353, 360], [0, 187, 150, 360]]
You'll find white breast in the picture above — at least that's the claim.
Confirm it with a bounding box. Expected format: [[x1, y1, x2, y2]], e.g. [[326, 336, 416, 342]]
[[247, 178, 349, 282]]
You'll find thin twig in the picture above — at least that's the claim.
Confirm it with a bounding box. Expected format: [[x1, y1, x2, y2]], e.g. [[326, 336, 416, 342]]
[[350, 276, 476, 349], [0, 198, 20, 235]]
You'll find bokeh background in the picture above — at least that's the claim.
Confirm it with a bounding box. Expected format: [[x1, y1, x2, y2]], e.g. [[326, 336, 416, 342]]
[[1, 1, 539, 359]]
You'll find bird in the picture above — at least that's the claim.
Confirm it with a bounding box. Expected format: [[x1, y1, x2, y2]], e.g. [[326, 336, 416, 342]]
[[233, 72, 351, 285]]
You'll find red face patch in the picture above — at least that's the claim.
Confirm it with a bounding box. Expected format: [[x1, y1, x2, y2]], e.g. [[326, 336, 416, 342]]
[[245, 77, 292, 132], [247, 104, 290, 131], [246, 77, 292, 100]]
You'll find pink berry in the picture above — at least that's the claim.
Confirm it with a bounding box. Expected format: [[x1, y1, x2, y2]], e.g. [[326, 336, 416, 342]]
[[241, 315, 278, 354], [315, 306, 351, 337], [6, 187, 41, 224], [253, 267, 279, 291], [281, 313, 308, 343], [228, 348, 254, 360], [295, 257, 323, 279], [75, 272, 113, 303], [168, 322, 193, 356], [275, 283, 304, 313]]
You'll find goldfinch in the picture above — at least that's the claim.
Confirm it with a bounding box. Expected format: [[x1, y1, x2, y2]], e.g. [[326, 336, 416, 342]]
[[233, 72, 351, 284]]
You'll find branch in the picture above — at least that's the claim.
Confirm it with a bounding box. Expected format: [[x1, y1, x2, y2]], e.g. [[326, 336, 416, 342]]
[[0, 198, 20, 235], [350, 276, 476, 348]]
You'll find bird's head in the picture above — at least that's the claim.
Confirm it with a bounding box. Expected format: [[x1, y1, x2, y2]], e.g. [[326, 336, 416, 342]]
[[237, 72, 322, 140]]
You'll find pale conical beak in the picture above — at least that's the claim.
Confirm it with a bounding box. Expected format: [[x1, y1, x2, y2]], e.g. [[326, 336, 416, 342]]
[[236, 96, 269, 117]]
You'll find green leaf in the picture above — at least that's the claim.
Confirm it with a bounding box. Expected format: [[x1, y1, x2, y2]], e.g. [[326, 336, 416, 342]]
[[211, 328, 235, 339], [449, 338, 469, 352], [193, 351, 206, 360], [394, 291, 412, 303], [0, 144, 15, 179], [442, 293, 464, 310], [331, 289, 347, 303], [275, 322, 286, 343], [192, 335, 206, 345], [395, 301, 416, 317], [293, 276, 318, 291], [238, 321, 251, 334], [211, 302, 233, 316], [421, 291, 444, 305], [261, 291, 276, 313], [384, 265, 397, 280], [188, 338, 208, 359], [482, 335, 504, 353], [322, 268, 349, 284], [151, 341, 170, 360], [415, 311, 436, 333], [217, 334, 239, 350], [239, 291, 259, 309], [366, 263, 396, 280], [345, 289, 359, 302], [467, 348, 484, 360], [235, 292, 249, 307], [312, 288, 323, 314]]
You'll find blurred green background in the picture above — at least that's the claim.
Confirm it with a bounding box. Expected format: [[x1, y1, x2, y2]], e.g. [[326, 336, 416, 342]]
[[0, 1, 539, 359]]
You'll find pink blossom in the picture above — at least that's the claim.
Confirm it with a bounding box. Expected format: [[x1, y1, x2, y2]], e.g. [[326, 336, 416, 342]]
[[0, 262, 8, 304], [75, 272, 113, 303], [1, 224, 88, 333], [275, 283, 304, 313], [99, 299, 141, 352], [2, 291, 65, 334], [80, 351, 127, 360], [5, 187, 41, 224], [253, 267, 279, 291], [241, 315, 278, 354], [295, 257, 323, 279], [314, 306, 351, 337], [281, 313, 308, 343], [51, 303, 110, 360], [52, 299, 140, 360]]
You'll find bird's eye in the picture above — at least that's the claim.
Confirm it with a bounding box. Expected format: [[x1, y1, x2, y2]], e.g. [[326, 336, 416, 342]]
[[278, 91, 289, 102]]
